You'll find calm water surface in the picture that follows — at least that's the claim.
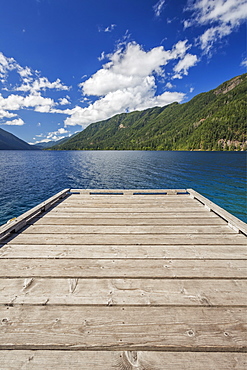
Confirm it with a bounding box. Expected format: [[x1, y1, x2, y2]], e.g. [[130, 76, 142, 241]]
[[0, 150, 246, 225]]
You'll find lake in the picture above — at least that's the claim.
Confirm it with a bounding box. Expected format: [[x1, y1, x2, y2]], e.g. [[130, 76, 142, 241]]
[[0, 150, 246, 226]]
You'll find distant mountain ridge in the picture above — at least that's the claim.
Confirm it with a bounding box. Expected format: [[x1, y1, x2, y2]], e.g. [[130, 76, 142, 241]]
[[0, 128, 35, 150], [34, 134, 78, 149], [51, 73, 247, 151], [0, 128, 75, 150]]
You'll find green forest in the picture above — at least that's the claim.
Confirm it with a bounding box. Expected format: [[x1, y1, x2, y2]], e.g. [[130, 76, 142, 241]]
[[51, 73, 247, 151]]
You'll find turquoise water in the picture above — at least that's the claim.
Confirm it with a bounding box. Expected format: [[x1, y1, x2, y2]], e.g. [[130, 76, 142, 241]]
[[0, 150, 246, 225]]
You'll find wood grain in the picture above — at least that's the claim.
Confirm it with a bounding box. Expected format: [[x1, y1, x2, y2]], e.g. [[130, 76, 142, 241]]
[[1, 189, 246, 366], [1, 278, 246, 306], [0, 258, 246, 278], [30, 216, 226, 226], [1, 305, 246, 351], [1, 244, 246, 259], [22, 224, 234, 234], [7, 233, 246, 245], [0, 350, 246, 370]]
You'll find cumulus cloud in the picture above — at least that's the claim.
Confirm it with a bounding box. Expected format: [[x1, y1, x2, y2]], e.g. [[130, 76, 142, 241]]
[[16, 77, 70, 93], [1, 118, 25, 126], [81, 41, 189, 97], [186, 0, 247, 53], [32, 127, 70, 144], [0, 52, 18, 83], [0, 51, 70, 92], [64, 41, 195, 127], [165, 82, 174, 89], [0, 51, 72, 125], [56, 128, 68, 135], [58, 97, 71, 105], [0, 92, 55, 112], [173, 53, 198, 78], [0, 109, 17, 119], [153, 0, 166, 17], [0, 92, 55, 123]]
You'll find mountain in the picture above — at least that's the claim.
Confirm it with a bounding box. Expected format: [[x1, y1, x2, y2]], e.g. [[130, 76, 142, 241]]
[[0, 127, 37, 150], [35, 133, 78, 149], [34, 136, 71, 149], [52, 73, 247, 151]]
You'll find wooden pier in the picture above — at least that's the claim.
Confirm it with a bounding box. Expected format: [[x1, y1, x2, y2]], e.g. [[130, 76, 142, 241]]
[[0, 188, 246, 369]]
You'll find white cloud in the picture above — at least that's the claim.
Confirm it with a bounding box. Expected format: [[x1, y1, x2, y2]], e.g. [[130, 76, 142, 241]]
[[0, 51, 70, 93], [56, 128, 68, 135], [188, 0, 247, 25], [0, 51, 72, 129], [18, 66, 32, 79], [59, 97, 71, 105], [16, 77, 70, 93], [81, 41, 190, 97], [98, 24, 116, 33], [32, 127, 69, 144], [65, 88, 185, 128], [186, 0, 247, 53], [173, 53, 198, 78], [64, 41, 193, 128], [183, 20, 192, 29], [0, 52, 17, 83], [0, 109, 17, 119], [104, 24, 116, 32], [0, 92, 54, 111], [165, 82, 174, 89], [1, 118, 25, 126], [98, 52, 106, 61], [241, 57, 247, 67], [153, 0, 166, 17], [199, 24, 233, 54], [0, 92, 55, 121]]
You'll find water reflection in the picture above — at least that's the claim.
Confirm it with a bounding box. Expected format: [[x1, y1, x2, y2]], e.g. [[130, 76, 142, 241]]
[[0, 150, 246, 224]]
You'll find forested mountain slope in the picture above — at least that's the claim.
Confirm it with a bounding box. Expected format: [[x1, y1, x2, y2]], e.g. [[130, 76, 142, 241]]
[[0, 128, 35, 150], [52, 73, 247, 151]]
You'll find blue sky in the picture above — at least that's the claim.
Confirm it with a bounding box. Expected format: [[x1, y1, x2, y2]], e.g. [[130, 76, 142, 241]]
[[0, 0, 246, 144]]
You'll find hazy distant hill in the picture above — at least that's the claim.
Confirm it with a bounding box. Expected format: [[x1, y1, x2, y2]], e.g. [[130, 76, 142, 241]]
[[34, 137, 70, 149], [0, 127, 36, 150], [34, 133, 78, 149], [51, 73, 247, 151]]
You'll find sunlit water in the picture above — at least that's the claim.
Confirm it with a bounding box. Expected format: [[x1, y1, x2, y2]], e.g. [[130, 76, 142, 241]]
[[0, 150, 246, 225]]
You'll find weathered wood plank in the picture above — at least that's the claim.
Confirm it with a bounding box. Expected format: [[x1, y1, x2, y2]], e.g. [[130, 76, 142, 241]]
[[44, 211, 218, 218], [1, 278, 246, 306], [1, 188, 246, 365], [0, 259, 246, 278], [0, 306, 246, 351], [0, 350, 246, 370], [30, 216, 227, 226], [70, 188, 187, 195], [188, 189, 247, 235], [0, 189, 70, 242], [7, 233, 247, 245], [62, 193, 192, 200], [22, 224, 234, 234], [61, 199, 195, 206], [52, 206, 205, 213], [62, 201, 195, 208], [1, 244, 246, 259]]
